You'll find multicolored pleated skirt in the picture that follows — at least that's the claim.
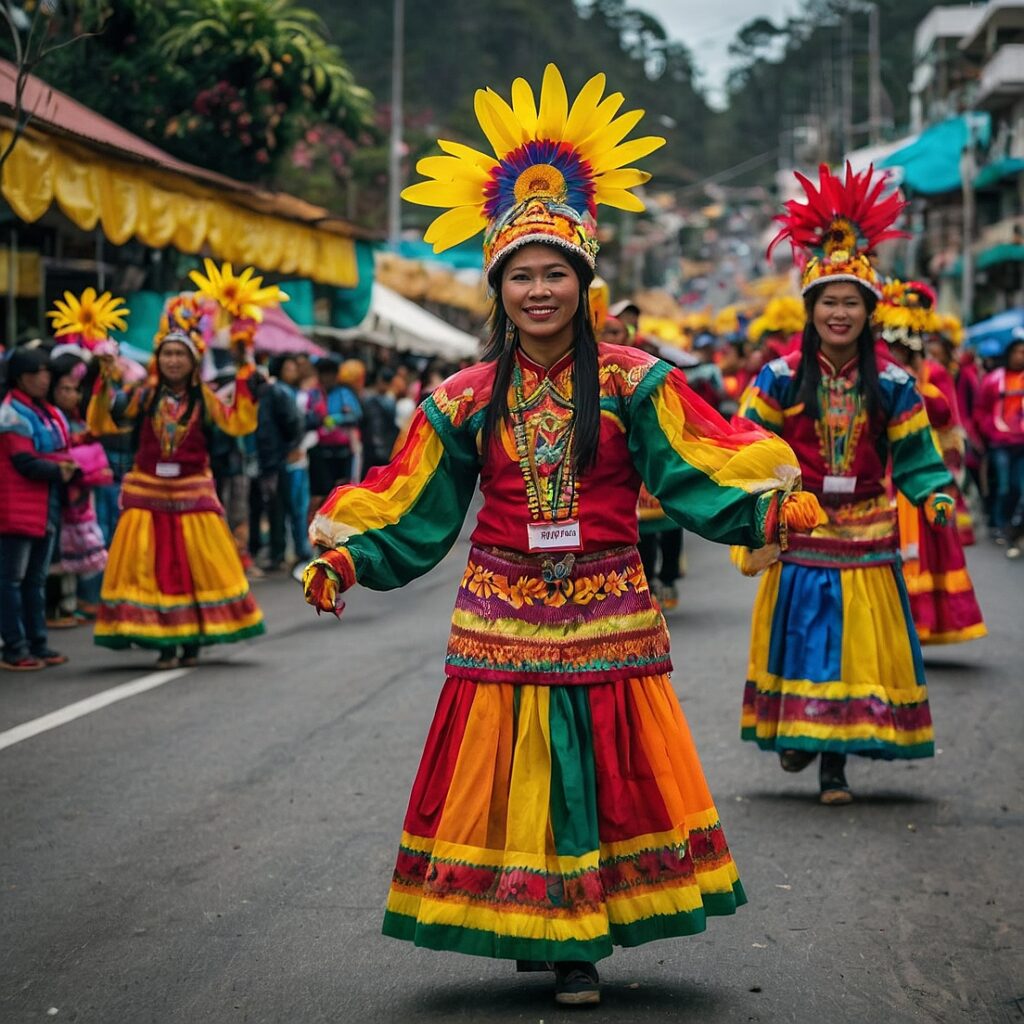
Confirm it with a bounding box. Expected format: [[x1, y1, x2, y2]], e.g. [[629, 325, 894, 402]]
[[896, 492, 986, 645], [95, 470, 264, 650], [741, 496, 934, 759], [384, 545, 745, 961]]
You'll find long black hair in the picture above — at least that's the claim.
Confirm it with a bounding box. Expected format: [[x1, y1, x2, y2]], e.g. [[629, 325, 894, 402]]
[[481, 247, 600, 474], [792, 281, 884, 422]]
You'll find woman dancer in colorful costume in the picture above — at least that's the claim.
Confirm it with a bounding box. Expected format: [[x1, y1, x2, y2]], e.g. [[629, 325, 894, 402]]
[[876, 280, 986, 645], [738, 164, 956, 805], [87, 265, 278, 667], [302, 65, 823, 1006]]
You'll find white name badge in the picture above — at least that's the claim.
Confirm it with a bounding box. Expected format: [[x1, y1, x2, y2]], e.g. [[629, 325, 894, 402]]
[[823, 474, 857, 494], [155, 462, 182, 478], [527, 519, 582, 552]]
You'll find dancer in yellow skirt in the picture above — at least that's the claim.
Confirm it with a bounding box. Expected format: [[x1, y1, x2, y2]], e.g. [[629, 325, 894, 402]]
[[738, 164, 956, 805], [87, 270, 281, 667], [302, 64, 823, 1006]]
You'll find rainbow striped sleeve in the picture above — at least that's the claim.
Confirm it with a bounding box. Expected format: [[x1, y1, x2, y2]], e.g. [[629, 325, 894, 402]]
[[309, 403, 480, 591], [85, 375, 142, 436], [882, 365, 952, 505], [202, 366, 257, 437], [628, 363, 801, 548], [738, 362, 787, 433]]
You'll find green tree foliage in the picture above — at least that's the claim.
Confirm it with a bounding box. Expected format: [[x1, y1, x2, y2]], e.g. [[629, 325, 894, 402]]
[[308, 0, 714, 230], [7, 0, 373, 183], [714, 0, 938, 182]]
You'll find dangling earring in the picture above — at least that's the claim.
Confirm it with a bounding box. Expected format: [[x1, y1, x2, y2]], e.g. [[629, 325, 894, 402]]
[[505, 318, 517, 349]]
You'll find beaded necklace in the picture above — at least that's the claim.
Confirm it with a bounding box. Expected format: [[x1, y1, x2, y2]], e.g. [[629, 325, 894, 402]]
[[152, 387, 193, 459], [509, 358, 579, 523], [816, 367, 864, 476]]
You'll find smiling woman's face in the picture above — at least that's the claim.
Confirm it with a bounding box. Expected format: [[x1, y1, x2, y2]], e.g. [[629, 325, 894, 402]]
[[500, 243, 581, 354], [812, 281, 868, 364]]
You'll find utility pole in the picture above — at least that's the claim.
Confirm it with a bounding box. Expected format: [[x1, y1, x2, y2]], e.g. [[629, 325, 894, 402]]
[[960, 142, 977, 323], [867, 3, 882, 143], [841, 12, 853, 158], [387, 0, 405, 250]]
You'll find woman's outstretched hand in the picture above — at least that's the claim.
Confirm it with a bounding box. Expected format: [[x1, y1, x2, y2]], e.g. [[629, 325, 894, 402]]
[[302, 561, 346, 618], [782, 491, 828, 532]]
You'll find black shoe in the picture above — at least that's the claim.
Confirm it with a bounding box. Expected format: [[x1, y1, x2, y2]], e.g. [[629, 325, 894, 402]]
[[554, 962, 600, 1006], [779, 748, 817, 773], [819, 752, 852, 805]]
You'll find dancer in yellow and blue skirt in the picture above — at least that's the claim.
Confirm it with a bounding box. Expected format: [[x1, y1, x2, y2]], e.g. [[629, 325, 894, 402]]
[[737, 164, 956, 805], [302, 65, 826, 1007]]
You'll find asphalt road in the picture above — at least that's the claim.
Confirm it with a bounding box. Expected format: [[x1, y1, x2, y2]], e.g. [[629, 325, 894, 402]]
[[1, 527, 1022, 1024]]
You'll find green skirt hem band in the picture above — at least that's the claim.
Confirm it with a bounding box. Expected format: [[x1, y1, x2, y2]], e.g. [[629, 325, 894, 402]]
[[740, 728, 934, 760], [94, 623, 266, 651], [381, 880, 746, 961]]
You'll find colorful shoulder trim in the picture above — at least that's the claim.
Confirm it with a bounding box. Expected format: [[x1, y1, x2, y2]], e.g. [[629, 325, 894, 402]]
[[879, 361, 912, 386], [597, 342, 660, 399], [424, 361, 496, 434]]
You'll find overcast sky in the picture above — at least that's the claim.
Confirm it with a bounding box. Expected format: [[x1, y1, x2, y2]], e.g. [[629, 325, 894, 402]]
[[634, 0, 800, 108]]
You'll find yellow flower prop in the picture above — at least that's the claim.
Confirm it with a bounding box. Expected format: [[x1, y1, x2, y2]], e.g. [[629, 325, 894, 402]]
[[748, 297, 806, 344], [402, 64, 665, 274], [713, 305, 741, 337], [188, 259, 289, 326], [47, 287, 129, 343], [937, 313, 964, 346]]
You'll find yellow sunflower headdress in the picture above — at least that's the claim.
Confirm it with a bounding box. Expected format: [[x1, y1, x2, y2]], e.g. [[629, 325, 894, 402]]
[[401, 64, 665, 281], [768, 162, 908, 297], [874, 278, 939, 352], [747, 297, 806, 345], [188, 259, 289, 347], [937, 312, 964, 347], [47, 288, 129, 351]]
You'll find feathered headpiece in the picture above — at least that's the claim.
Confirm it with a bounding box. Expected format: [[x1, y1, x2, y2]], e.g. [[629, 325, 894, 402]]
[[401, 64, 665, 281], [47, 288, 129, 352], [768, 162, 908, 297], [187, 259, 289, 348], [155, 293, 215, 361], [874, 278, 940, 351]]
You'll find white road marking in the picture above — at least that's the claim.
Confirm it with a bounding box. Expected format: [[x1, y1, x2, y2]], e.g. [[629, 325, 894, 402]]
[[0, 668, 189, 752]]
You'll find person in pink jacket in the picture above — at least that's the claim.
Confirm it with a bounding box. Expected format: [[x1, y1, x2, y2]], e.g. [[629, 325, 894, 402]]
[[977, 334, 1024, 556]]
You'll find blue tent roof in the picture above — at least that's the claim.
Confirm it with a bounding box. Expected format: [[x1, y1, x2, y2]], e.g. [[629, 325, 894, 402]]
[[966, 307, 1024, 354], [880, 114, 991, 196]]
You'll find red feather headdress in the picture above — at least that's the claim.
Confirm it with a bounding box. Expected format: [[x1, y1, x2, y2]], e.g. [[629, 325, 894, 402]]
[[768, 162, 908, 297]]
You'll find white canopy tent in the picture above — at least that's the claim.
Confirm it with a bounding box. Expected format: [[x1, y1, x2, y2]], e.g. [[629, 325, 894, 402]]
[[317, 282, 481, 360]]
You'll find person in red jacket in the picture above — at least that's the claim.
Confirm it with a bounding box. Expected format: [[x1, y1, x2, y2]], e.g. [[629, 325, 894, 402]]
[[0, 347, 78, 670], [977, 334, 1024, 556]]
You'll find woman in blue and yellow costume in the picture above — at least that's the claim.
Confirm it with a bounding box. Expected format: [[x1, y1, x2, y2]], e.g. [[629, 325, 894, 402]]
[[302, 66, 824, 1006], [737, 164, 956, 805]]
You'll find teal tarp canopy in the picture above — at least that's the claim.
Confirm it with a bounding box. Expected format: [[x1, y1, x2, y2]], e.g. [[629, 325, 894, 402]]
[[944, 244, 1024, 278], [332, 239, 376, 328], [398, 238, 483, 270], [880, 114, 991, 195], [110, 291, 173, 352], [975, 157, 1024, 190]]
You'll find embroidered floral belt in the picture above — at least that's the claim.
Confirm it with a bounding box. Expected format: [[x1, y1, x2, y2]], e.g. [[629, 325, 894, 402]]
[[782, 494, 897, 569], [120, 470, 225, 516], [444, 544, 672, 685]]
